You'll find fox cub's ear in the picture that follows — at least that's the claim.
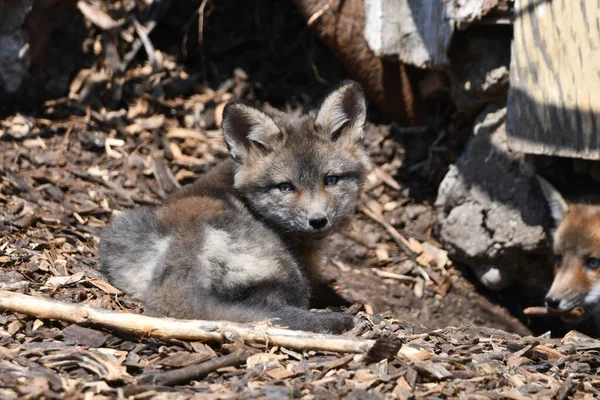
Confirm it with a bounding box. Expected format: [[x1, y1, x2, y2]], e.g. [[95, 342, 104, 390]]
[[537, 175, 570, 225], [315, 81, 367, 145], [222, 102, 284, 162]]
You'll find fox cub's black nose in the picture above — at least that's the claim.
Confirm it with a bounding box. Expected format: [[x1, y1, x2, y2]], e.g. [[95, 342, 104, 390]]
[[545, 295, 561, 310], [309, 216, 328, 229]]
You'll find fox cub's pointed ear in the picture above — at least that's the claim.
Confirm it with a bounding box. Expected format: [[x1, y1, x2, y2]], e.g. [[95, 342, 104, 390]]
[[222, 102, 284, 162], [537, 175, 570, 225], [315, 81, 367, 145]]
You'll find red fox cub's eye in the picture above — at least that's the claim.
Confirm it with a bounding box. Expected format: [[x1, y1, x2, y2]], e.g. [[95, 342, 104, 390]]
[[325, 176, 339, 186], [277, 182, 294, 192], [585, 257, 600, 270]]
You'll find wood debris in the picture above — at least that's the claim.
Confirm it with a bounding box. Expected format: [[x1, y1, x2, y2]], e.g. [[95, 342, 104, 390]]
[[0, 0, 591, 397]]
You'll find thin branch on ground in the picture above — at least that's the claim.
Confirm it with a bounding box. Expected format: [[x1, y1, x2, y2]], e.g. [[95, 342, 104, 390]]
[[140, 350, 251, 386], [359, 205, 419, 257], [132, 17, 158, 71], [0, 289, 381, 354]]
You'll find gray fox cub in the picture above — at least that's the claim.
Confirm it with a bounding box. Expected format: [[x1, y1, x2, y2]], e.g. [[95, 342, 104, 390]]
[[99, 81, 370, 333]]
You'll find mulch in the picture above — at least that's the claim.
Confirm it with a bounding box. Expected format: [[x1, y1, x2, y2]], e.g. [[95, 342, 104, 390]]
[[1, 0, 598, 398]]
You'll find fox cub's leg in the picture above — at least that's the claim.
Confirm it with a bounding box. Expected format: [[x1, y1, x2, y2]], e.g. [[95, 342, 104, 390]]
[[148, 274, 357, 334], [310, 280, 353, 309], [230, 282, 356, 332], [198, 298, 357, 334], [227, 276, 357, 333], [269, 306, 357, 333]]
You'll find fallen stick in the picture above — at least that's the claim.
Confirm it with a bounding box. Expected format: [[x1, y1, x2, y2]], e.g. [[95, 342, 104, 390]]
[[372, 269, 418, 283], [523, 306, 585, 318], [141, 350, 250, 386], [119, 0, 171, 73], [120, 20, 157, 72], [359, 205, 419, 257], [0, 289, 378, 355], [132, 17, 158, 71]]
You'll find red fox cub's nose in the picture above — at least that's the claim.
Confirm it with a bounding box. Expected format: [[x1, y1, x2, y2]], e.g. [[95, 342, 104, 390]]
[[545, 295, 561, 310], [309, 215, 328, 229]]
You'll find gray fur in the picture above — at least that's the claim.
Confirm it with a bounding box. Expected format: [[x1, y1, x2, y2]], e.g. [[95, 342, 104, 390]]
[[99, 81, 369, 333], [99, 208, 171, 300]]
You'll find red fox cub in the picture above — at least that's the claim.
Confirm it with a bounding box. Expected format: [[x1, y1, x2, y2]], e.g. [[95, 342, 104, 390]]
[[99, 81, 370, 333], [538, 176, 600, 322]]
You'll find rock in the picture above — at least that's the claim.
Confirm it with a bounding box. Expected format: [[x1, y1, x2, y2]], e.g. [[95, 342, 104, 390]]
[[291, 0, 427, 125], [363, 0, 453, 67], [0, 0, 34, 93], [471, 264, 514, 292], [0, 29, 30, 93], [435, 105, 553, 295]]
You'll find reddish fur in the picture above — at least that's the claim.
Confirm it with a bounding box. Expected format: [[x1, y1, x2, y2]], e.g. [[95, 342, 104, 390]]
[[550, 204, 600, 298], [158, 197, 224, 226], [168, 160, 234, 199]]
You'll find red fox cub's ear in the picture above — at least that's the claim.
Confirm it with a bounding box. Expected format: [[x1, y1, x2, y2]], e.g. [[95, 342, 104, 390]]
[[221, 102, 284, 162], [537, 175, 570, 225], [315, 81, 367, 145]]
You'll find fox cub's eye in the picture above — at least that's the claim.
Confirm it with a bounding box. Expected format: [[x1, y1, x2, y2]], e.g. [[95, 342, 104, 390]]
[[325, 176, 339, 186], [585, 257, 600, 270], [277, 182, 294, 193]]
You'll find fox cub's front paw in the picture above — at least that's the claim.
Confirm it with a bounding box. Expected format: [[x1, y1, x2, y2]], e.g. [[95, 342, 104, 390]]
[[317, 312, 357, 334]]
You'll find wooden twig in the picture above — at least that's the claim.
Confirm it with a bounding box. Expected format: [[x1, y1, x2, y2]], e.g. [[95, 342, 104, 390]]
[[141, 350, 250, 386], [197, 0, 210, 46], [359, 205, 418, 257], [523, 306, 585, 318], [0, 289, 377, 354], [120, 20, 157, 72], [558, 375, 574, 400], [68, 169, 134, 205], [132, 17, 158, 71], [151, 152, 181, 196], [373, 167, 402, 191], [119, 0, 172, 72], [77, 0, 124, 31], [372, 269, 418, 283]]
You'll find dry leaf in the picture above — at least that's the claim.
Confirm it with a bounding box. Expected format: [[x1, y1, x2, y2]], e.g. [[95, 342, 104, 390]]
[[43, 272, 85, 289], [88, 279, 123, 295]]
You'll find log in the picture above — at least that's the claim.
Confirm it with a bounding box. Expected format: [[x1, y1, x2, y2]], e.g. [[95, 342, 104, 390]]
[[362, 0, 513, 67], [0, 289, 387, 355], [291, 0, 425, 126], [363, 0, 453, 67], [524, 307, 585, 318], [507, 0, 600, 160]]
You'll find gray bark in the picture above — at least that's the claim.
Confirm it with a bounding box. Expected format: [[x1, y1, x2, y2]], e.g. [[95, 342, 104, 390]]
[[363, 0, 504, 68]]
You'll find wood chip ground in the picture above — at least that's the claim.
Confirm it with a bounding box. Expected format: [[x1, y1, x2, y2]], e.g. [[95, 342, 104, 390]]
[[1, 0, 598, 398]]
